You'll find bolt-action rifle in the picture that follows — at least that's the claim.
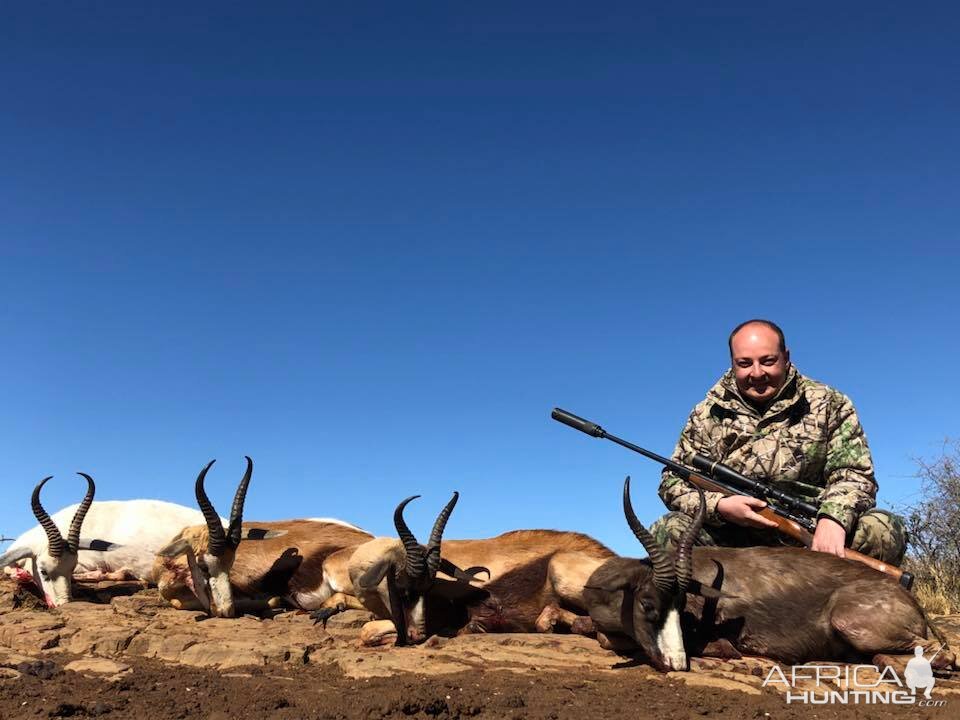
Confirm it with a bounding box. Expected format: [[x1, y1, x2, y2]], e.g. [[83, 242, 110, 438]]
[[551, 407, 913, 590]]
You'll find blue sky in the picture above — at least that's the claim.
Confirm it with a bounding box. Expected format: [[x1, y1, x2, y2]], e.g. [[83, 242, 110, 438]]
[[2, 3, 958, 555]]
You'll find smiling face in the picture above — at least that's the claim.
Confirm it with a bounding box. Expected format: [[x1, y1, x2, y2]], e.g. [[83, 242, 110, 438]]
[[730, 322, 790, 407]]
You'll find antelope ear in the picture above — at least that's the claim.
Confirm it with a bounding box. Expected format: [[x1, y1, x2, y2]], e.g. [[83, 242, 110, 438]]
[[583, 578, 634, 594], [689, 580, 736, 599], [156, 538, 193, 558], [584, 564, 642, 595], [0, 546, 35, 566], [76, 538, 121, 552], [358, 559, 393, 590], [242, 528, 287, 541]]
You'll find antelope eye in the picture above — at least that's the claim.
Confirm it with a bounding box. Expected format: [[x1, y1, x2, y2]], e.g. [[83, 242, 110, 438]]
[[639, 598, 655, 613]]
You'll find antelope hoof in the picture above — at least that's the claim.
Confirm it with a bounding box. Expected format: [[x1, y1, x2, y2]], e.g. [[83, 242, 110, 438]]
[[535, 605, 562, 633], [570, 616, 596, 636], [310, 607, 342, 627], [359, 620, 398, 648]]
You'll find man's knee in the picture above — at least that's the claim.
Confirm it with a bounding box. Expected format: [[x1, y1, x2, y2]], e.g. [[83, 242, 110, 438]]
[[850, 509, 907, 565], [649, 511, 717, 553]]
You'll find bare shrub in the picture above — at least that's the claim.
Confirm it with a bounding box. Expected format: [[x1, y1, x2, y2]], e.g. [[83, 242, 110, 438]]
[[900, 440, 960, 614]]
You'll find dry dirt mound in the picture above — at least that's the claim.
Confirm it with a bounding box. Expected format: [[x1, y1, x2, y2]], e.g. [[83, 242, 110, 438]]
[[1, 579, 958, 719]]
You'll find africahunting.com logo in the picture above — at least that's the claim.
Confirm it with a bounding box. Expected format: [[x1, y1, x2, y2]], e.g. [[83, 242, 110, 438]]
[[762, 645, 946, 706]]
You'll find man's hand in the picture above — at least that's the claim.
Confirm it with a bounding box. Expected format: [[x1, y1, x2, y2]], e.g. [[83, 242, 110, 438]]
[[810, 517, 847, 558], [717, 495, 779, 529]]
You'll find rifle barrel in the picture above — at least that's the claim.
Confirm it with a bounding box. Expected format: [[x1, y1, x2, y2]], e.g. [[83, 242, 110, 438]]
[[551, 406, 914, 590]]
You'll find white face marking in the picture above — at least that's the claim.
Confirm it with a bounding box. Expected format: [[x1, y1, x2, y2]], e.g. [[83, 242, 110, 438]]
[[408, 595, 426, 638], [656, 606, 687, 671]]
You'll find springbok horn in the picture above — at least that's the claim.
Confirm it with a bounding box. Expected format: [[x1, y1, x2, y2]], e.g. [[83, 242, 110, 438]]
[[393, 496, 426, 579], [425, 492, 459, 578], [226, 456, 253, 548], [195, 460, 227, 557], [675, 486, 706, 594], [622, 476, 675, 594], [31, 477, 65, 558], [67, 473, 96, 553]]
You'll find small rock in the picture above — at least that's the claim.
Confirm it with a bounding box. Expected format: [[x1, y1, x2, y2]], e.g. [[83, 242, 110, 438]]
[[16, 660, 60, 679], [49, 702, 85, 717], [64, 658, 132, 676]]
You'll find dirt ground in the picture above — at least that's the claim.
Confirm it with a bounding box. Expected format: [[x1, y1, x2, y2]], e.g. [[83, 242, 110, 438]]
[[1, 579, 958, 719]]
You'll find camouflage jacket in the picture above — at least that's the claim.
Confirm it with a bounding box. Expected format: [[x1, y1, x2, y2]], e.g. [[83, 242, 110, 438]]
[[658, 366, 877, 534]]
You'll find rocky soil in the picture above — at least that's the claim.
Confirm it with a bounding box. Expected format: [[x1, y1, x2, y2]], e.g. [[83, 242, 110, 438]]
[[1, 579, 958, 719]]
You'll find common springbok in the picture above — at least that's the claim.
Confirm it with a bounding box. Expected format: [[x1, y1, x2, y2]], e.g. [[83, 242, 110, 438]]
[[2, 474, 217, 607], [153, 457, 370, 617], [312, 493, 616, 646], [579, 478, 957, 672]]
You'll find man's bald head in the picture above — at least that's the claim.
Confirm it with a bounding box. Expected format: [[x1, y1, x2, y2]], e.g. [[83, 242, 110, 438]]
[[727, 319, 786, 358]]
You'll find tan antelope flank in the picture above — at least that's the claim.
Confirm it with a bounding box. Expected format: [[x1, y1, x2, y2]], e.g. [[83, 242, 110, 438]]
[[154, 457, 371, 617], [313, 493, 617, 647]]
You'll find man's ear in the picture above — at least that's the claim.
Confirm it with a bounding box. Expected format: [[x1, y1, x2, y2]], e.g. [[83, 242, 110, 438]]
[[358, 559, 393, 590], [156, 538, 193, 558]]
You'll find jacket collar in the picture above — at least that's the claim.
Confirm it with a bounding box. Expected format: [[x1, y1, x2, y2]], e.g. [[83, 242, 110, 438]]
[[711, 364, 802, 419]]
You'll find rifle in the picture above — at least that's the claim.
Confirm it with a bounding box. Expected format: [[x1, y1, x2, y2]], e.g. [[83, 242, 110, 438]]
[[551, 407, 913, 590]]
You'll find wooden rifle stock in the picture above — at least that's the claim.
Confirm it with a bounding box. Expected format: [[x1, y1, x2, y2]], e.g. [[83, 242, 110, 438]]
[[686, 471, 911, 587]]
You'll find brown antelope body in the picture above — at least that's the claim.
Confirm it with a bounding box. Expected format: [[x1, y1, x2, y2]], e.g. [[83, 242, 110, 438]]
[[154, 457, 370, 617], [314, 495, 615, 646], [580, 478, 957, 672]]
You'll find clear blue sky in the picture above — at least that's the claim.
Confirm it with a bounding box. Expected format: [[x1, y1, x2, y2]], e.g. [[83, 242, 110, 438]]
[[2, 2, 958, 555]]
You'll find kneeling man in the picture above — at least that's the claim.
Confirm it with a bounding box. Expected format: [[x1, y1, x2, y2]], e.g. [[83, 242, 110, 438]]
[[651, 319, 905, 564]]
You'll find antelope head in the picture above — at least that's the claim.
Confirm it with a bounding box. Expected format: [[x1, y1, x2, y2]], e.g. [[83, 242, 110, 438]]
[[0, 474, 107, 607], [156, 457, 283, 618], [584, 477, 710, 671], [351, 492, 459, 644]]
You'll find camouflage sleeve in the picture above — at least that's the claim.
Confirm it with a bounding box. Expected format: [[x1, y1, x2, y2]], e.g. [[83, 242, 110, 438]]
[[816, 393, 878, 534], [658, 406, 727, 526]]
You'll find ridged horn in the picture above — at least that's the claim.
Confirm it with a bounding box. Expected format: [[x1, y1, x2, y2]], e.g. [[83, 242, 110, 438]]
[[675, 486, 706, 594], [622, 476, 675, 594], [393, 495, 426, 579], [195, 460, 227, 557], [67, 473, 96, 553], [31, 477, 65, 558], [425, 492, 459, 578], [227, 457, 253, 548]]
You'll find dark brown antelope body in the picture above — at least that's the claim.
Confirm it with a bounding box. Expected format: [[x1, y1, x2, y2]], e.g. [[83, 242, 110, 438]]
[[581, 478, 957, 672]]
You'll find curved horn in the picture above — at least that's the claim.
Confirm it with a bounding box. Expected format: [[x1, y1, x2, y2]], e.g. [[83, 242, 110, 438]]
[[622, 476, 675, 594], [393, 495, 426, 578], [31, 476, 65, 558], [67, 473, 96, 553], [227, 456, 253, 548], [675, 486, 706, 594], [195, 460, 227, 557], [425, 492, 459, 578]]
